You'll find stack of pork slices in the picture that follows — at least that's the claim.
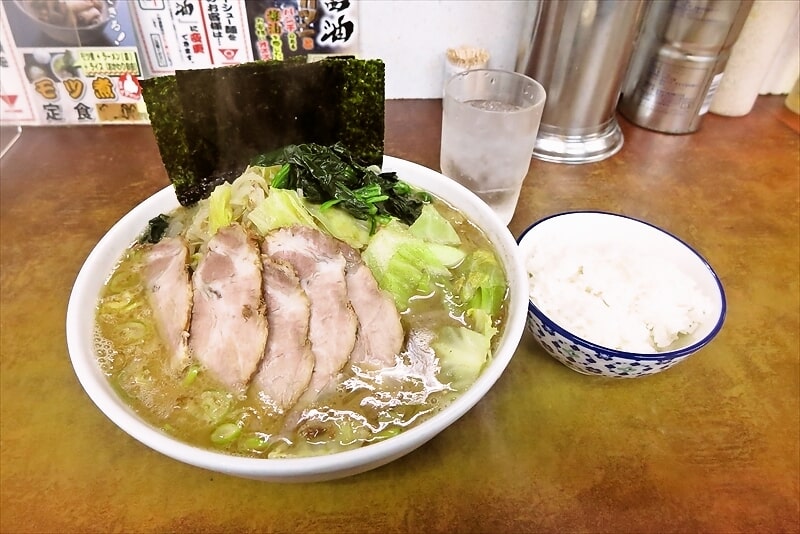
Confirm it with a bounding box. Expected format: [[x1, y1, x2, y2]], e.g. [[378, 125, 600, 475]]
[[142, 223, 405, 415]]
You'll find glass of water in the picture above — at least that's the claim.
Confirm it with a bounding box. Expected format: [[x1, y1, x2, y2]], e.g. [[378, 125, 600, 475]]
[[440, 69, 546, 225]]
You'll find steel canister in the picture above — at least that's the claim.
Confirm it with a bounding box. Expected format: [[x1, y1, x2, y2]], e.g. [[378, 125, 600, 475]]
[[618, 0, 753, 134], [516, 0, 646, 164]]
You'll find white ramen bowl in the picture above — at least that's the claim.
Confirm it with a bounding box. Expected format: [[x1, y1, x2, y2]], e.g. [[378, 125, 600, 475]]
[[66, 156, 528, 483]]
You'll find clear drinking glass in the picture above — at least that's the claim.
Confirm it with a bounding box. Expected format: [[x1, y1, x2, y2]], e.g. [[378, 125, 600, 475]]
[[440, 69, 546, 225]]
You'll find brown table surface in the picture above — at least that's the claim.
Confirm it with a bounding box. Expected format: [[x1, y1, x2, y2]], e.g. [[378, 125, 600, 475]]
[[1, 97, 798, 533]]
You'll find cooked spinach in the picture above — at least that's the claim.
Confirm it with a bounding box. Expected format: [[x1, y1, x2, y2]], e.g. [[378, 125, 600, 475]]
[[139, 214, 170, 244], [253, 142, 430, 229]]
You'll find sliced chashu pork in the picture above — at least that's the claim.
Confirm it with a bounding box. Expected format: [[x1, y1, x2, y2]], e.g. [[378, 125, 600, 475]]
[[252, 257, 315, 412], [189, 224, 268, 392], [143, 236, 192, 373], [263, 226, 357, 402], [339, 243, 405, 369]]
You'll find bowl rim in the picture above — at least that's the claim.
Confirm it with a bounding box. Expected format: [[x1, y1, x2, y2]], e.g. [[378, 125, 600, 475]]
[[65, 155, 528, 481], [516, 210, 727, 361]]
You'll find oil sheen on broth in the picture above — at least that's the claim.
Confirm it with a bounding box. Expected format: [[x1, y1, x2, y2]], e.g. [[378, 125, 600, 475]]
[[94, 196, 508, 459]]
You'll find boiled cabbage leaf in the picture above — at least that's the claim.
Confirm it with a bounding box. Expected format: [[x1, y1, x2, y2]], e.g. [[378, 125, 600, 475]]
[[454, 250, 507, 318], [208, 182, 233, 234], [409, 204, 461, 245], [304, 200, 371, 249], [247, 188, 317, 235], [432, 326, 492, 391], [362, 220, 451, 311], [426, 242, 467, 268]]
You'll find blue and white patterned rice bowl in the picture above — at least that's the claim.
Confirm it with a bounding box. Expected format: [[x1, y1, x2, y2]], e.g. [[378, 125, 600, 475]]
[[517, 211, 726, 379]]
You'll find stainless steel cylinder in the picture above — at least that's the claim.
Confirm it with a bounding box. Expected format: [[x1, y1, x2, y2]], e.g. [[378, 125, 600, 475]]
[[517, 0, 646, 164], [618, 0, 753, 134]]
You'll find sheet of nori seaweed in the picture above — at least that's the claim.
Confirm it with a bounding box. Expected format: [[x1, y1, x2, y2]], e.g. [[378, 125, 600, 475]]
[[334, 57, 385, 167], [141, 57, 385, 206], [177, 59, 339, 179], [139, 75, 201, 206]]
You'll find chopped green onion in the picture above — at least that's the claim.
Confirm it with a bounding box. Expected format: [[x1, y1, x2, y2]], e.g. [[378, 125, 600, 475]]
[[196, 390, 232, 425], [108, 271, 139, 292], [102, 292, 139, 312], [210, 423, 241, 445], [118, 321, 147, 344], [241, 433, 271, 451], [181, 365, 200, 387], [371, 426, 401, 442]]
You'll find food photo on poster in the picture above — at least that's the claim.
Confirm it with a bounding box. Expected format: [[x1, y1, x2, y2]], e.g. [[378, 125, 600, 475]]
[[3, 0, 137, 48], [22, 48, 80, 82]]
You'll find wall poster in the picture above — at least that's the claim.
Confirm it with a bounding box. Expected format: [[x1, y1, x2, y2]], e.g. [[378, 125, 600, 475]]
[[246, 0, 358, 62], [1, 0, 147, 125], [131, 0, 253, 76], [0, 0, 361, 126]]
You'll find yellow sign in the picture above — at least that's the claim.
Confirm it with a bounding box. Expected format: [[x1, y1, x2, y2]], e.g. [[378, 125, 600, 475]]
[[96, 103, 144, 122], [33, 79, 58, 100], [63, 79, 85, 100], [78, 50, 140, 77], [92, 77, 116, 100]]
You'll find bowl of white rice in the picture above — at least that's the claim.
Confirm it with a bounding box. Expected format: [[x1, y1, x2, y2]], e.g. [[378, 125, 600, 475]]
[[517, 211, 726, 378]]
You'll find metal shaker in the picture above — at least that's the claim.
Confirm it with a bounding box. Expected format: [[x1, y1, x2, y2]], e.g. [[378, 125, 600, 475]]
[[517, 0, 646, 164], [618, 0, 753, 134]]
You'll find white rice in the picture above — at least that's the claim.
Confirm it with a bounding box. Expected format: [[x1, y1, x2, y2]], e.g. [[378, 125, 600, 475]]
[[526, 239, 713, 353]]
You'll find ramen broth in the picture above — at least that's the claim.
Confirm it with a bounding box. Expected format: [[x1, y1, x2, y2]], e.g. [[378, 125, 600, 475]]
[[94, 195, 508, 458]]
